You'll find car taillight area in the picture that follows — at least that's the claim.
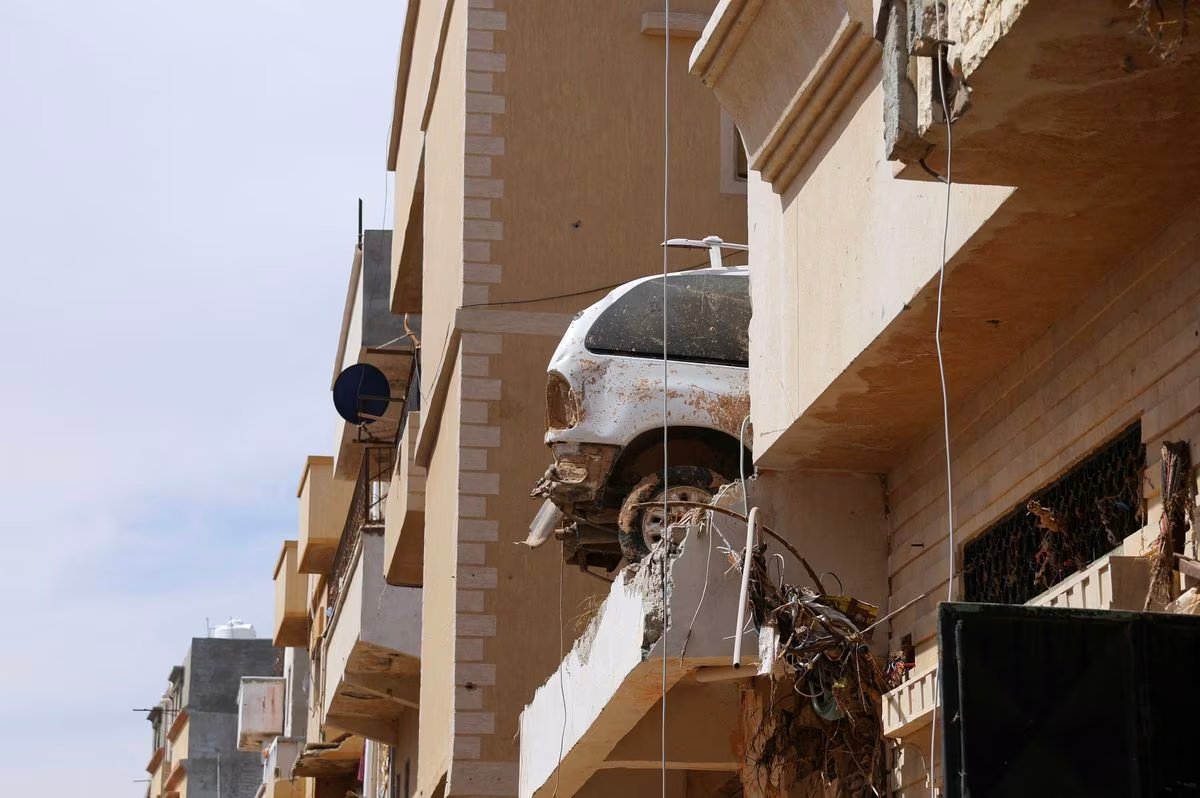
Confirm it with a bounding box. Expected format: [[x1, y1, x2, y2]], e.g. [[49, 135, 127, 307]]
[[545, 372, 579, 431]]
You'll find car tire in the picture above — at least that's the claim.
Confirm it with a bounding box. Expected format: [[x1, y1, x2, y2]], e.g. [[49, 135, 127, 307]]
[[616, 465, 729, 562]]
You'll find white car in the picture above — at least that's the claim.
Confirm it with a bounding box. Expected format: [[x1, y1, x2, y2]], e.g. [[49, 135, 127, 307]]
[[531, 266, 751, 569]]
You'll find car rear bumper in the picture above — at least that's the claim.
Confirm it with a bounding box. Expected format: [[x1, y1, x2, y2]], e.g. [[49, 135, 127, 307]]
[[531, 442, 621, 509]]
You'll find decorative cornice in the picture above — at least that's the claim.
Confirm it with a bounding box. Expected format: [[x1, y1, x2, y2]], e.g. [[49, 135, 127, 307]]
[[691, 1, 879, 196], [689, 0, 764, 88], [755, 17, 877, 192]]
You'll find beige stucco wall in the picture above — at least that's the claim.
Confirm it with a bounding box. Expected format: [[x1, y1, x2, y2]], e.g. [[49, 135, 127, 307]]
[[417, 362, 461, 797], [420, 0, 467, 408], [495, 4, 747, 307], [149, 760, 167, 797], [745, 73, 1011, 468], [887, 197, 1200, 673], [397, 2, 748, 795], [746, 471, 889, 616]]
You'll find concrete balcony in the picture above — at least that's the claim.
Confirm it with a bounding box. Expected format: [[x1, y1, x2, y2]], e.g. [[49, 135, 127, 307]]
[[146, 747, 167, 798], [690, 0, 1200, 473], [520, 506, 769, 798], [881, 552, 1151, 795], [259, 736, 306, 798], [162, 710, 189, 795], [331, 228, 419, 481], [320, 513, 421, 745], [882, 551, 1154, 737], [297, 456, 355, 575], [384, 412, 425, 587], [273, 541, 308, 648], [521, 477, 887, 797], [294, 732, 365, 779], [237, 677, 285, 753]]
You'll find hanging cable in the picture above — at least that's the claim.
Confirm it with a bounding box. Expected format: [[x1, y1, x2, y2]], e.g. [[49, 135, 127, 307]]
[[928, 4, 956, 795], [456, 251, 739, 310], [553, 544, 566, 797], [660, 3, 671, 797]]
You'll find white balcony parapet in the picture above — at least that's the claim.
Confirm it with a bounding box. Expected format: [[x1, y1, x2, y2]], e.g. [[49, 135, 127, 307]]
[[882, 664, 939, 739], [263, 736, 303, 783], [520, 510, 766, 798], [1027, 554, 1151, 612], [881, 551, 1152, 739]]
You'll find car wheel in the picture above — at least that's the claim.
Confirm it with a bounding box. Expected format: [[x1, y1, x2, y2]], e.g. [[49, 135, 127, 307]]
[[616, 466, 729, 562]]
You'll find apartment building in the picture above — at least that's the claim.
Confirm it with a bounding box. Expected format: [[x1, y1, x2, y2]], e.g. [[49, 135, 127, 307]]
[[144, 631, 277, 798], [383, 3, 746, 798], [519, 1, 1200, 797], [257, 228, 423, 798]]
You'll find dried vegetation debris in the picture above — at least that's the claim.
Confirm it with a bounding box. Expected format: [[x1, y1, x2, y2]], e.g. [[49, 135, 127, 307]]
[[646, 491, 890, 796], [737, 541, 889, 797], [1131, 0, 1193, 58], [1145, 440, 1194, 610]]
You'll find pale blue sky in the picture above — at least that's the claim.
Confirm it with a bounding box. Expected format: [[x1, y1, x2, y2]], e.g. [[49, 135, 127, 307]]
[[0, 1, 404, 792]]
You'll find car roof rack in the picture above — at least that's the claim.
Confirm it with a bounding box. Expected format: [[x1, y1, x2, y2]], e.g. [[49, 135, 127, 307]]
[[663, 235, 749, 269]]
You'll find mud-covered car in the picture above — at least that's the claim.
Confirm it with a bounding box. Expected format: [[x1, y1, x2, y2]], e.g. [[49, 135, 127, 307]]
[[530, 266, 751, 569]]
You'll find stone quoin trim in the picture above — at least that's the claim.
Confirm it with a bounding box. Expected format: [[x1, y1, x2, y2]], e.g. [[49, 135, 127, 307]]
[[454, 1, 513, 795]]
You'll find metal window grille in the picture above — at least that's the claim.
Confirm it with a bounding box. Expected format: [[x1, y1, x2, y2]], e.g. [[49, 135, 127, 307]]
[[962, 421, 1145, 605], [328, 446, 396, 609]]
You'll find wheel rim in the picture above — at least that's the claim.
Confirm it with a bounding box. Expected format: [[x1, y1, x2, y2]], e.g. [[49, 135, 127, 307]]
[[641, 484, 714, 549]]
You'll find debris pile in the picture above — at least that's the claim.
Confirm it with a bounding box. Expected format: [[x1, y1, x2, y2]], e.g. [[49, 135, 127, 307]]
[[737, 541, 888, 797], [1131, 0, 1193, 58], [1145, 440, 1194, 610]]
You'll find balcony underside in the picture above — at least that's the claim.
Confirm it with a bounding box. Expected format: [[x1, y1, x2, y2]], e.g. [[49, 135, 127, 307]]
[[326, 641, 420, 745], [275, 614, 307, 649], [294, 733, 365, 778], [761, 0, 1200, 471]]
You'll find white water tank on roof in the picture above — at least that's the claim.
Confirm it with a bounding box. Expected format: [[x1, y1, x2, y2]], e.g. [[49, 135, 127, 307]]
[[211, 619, 257, 639]]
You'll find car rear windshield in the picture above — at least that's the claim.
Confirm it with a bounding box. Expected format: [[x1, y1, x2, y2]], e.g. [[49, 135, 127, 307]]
[[584, 273, 750, 366]]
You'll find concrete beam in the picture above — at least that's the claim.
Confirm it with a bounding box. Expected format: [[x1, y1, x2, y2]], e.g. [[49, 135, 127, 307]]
[[574, 769, 688, 798], [573, 768, 736, 798], [347, 672, 421, 709], [603, 683, 740, 770], [325, 713, 401, 747]]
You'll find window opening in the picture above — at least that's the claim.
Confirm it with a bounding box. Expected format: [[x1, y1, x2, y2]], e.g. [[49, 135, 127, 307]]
[[584, 273, 750, 366], [734, 136, 748, 182], [962, 421, 1145, 604]]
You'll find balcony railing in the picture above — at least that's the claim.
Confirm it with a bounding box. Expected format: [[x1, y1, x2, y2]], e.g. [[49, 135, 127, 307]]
[[328, 446, 395, 610]]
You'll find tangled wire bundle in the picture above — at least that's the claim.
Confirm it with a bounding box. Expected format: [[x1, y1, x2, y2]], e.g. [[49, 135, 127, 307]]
[[741, 544, 889, 797]]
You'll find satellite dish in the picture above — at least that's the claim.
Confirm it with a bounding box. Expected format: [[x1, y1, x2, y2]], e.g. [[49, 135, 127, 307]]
[[333, 363, 392, 425]]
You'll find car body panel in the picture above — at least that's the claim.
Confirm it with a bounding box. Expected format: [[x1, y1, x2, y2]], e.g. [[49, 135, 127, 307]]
[[535, 267, 750, 525]]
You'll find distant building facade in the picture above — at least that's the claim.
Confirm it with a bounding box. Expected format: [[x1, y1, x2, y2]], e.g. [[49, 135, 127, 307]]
[[145, 632, 277, 798]]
